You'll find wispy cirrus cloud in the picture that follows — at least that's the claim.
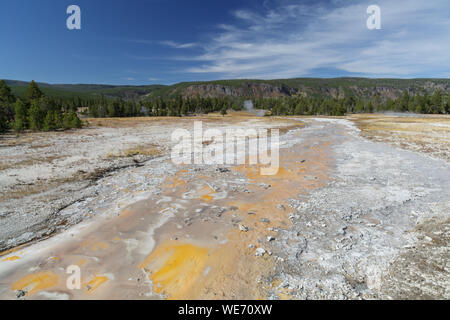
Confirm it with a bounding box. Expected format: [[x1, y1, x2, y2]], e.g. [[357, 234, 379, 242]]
[[129, 39, 198, 49], [160, 40, 199, 49], [175, 0, 450, 79]]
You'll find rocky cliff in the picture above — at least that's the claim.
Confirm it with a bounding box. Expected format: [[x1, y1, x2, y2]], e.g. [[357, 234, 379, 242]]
[[157, 78, 450, 100]]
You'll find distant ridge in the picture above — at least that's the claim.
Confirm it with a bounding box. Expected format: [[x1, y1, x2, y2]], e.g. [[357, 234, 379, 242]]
[[3, 78, 450, 100]]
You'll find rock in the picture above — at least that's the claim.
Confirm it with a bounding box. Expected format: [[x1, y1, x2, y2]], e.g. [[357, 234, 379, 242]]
[[232, 218, 242, 225], [267, 236, 275, 242], [277, 204, 286, 211], [259, 183, 271, 189], [248, 244, 255, 249], [239, 224, 249, 232], [216, 168, 230, 173], [184, 218, 192, 226], [255, 248, 266, 256], [260, 218, 270, 223], [16, 290, 26, 299], [295, 250, 304, 259]]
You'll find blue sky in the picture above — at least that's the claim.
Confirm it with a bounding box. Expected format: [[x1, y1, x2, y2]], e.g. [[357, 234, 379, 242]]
[[0, 0, 449, 85]]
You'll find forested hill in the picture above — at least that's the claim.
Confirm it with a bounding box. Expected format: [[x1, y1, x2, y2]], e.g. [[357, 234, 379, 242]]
[[4, 78, 450, 101], [150, 78, 450, 100], [4, 80, 165, 100]]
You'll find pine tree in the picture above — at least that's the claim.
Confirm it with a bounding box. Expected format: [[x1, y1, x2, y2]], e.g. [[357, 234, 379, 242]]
[[13, 100, 28, 133], [70, 111, 82, 128], [43, 110, 62, 131], [354, 100, 365, 113], [399, 91, 410, 112], [43, 112, 53, 132], [0, 111, 7, 133], [0, 80, 15, 104], [25, 80, 44, 101], [430, 90, 443, 114], [63, 112, 72, 129], [0, 80, 16, 130], [181, 101, 189, 116], [63, 111, 82, 129], [220, 105, 227, 116], [28, 100, 44, 131]]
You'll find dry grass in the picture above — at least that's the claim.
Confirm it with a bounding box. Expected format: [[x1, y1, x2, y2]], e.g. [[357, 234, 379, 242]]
[[0, 155, 67, 172], [123, 144, 163, 157], [107, 143, 163, 159], [0, 175, 81, 201], [85, 117, 201, 128], [350, 114, 450, 161]]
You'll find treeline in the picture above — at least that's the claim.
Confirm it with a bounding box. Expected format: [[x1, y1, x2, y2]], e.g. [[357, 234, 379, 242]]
[[0, 80, 83, 134], [254, 90, 450, 116], [2, 80, 449, 133], [86, 91, 449, 119], [85, 95, 239, 118]]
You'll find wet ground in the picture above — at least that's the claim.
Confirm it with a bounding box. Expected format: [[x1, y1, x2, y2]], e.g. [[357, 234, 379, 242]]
[[0, 117, 448, 300]]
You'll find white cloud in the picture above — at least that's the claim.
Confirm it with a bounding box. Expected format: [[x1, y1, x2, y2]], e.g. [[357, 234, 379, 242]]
[[180, 0, 450, 78], [129, 39, 198, 49], [160, 40, 198, 49]]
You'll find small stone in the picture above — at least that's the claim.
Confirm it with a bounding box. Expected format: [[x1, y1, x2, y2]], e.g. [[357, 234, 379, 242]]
[[267, 236, 275, 242], [248, 244, 255, 249], [260, 218, 270, 223], [239, 224, 249, 232], [277, 204, 286, 211], [259, 183, 271, 189], [255, 248, 266, 256]]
